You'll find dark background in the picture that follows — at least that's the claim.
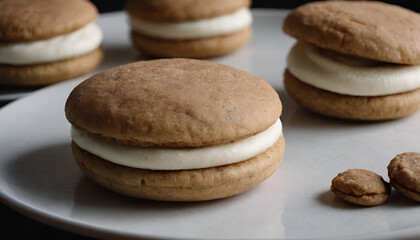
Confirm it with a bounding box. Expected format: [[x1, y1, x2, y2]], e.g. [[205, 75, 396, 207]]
[[91, 0, 420, 13], [2, 1, 420, 240]]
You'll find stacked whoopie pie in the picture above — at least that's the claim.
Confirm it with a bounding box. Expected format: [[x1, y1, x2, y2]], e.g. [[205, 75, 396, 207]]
[[0, 0, 103, 87], [65, 58, 285, 201], [125, 0, 253, 58], [283, 1, 420, 120]]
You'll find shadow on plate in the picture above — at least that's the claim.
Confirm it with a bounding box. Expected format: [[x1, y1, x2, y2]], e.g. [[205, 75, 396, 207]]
[[317, 190, 364, 210], [4, 141, 258, 231], [387, 189, 420, 208], [317, 189, 419, 209], [285, 106, 400, 131], [4, 143, 82, 201], [71, 173, 253, 218], [100, 44, 151, 70], [4, 141, 244, 211]]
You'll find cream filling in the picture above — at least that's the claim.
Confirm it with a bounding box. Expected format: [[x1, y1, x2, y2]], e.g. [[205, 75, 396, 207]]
[[71, 119, 282, 170], [0, 22, 102, 65], [286, 42, 420, 96], [130, 8, 252, 39]]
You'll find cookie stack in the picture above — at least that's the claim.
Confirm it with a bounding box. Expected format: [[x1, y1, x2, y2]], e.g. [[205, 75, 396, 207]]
[[0, 0, 103, 87], [125, 0, 253, 58], [65, 58, 285, 201], [283, 1, 420, 120]]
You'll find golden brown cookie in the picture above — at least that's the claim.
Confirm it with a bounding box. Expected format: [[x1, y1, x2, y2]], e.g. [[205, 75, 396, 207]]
[[283, 1, 420, 120], [65, 58, 285, 201], [0, 47, 103, 87], [284, 70, 420, 121], [283, 1, 420, 65], [388, 152, 420, 202], [0, 0, 102, 87], [125, 0, 251, 22], [130, 27, 251, 59], [66, 58, 281, 147], [125, 0, 252, 58], [331, 169, 391, 206], [0, 0, 98, 42]]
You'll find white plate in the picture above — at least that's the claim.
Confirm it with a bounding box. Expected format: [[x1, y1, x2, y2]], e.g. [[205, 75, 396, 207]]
[[1, 10, 420, 240]]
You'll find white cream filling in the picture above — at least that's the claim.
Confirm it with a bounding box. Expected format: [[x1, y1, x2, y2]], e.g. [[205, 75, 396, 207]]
[[71, 119, 282, 170], [287, 42, 420, 96], [0, 22, 102, 65], [130, 8, 252, 39]]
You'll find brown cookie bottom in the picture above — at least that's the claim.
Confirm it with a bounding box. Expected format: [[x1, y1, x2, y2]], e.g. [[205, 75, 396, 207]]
[[390, 180, 420, 202], [0, 47, 103, 87], [284, 69, 420, 120], [130, 27, 251, 58], [330, 187, 390, 206], [71, 134, 285, 201]]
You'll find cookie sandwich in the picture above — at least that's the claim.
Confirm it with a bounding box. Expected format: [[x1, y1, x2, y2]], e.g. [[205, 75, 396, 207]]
[[0, 0, 103, 87], [125, 0, 252, 58], [388, 152, 420, 202], [283, 1, 420, 120], [65, 58, 285, 201], [331, 169, 390, 206]]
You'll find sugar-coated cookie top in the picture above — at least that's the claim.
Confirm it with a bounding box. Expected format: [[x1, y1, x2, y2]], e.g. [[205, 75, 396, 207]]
[[125, 0, 251, 22], [283, 1, 420, 65], [65, 58, 282, 148], [0, 0, 98, 42]]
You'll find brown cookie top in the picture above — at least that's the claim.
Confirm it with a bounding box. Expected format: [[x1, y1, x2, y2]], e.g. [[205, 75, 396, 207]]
[[125, 0, 250, 22], [65, 58, 282, 148], [388, 152, 420, 201], [0, 0, 98, 43], [283, 1, 420, 65], [331, 169, 390, 206]]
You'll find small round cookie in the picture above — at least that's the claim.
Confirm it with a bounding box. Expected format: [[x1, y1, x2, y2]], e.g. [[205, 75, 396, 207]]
[[282, 1, 420, 120], [0, 0, 103, 87], [125, 0, 252, 58], [331, 169, 391, 206], [388, 152, 420, 202], [65, 58, 285, 201]]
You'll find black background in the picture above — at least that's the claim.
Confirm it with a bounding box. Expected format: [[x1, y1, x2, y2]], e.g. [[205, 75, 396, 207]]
[[90, 0, 420, 13], [2, 1, 420, 240]]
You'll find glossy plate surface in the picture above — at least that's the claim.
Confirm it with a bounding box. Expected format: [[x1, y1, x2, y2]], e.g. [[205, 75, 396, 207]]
[[0, 10, 419, 240]]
